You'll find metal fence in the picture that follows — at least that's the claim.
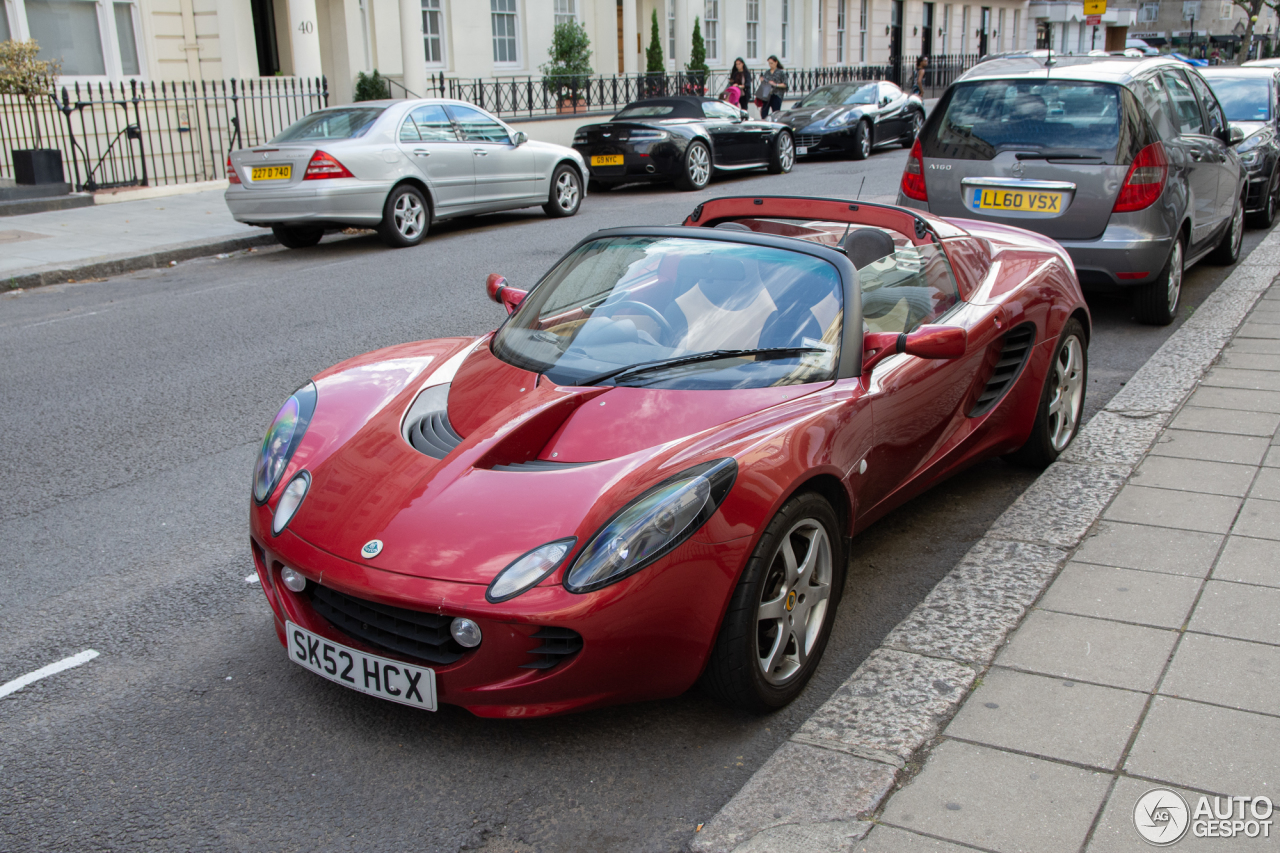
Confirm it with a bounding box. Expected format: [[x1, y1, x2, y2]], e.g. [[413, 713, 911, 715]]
[[0, 76, 328, 189]]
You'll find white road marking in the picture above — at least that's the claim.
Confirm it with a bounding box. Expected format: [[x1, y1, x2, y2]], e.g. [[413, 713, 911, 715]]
[[20, 310, 102, 330], [245, 574, 260, 584], [0, 649, 100, 700]]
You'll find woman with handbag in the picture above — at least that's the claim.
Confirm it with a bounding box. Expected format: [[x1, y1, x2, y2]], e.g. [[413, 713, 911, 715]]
[[756, 56, 788, 119]]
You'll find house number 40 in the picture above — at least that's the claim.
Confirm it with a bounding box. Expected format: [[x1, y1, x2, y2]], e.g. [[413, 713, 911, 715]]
[[297, 20, 314, 34]]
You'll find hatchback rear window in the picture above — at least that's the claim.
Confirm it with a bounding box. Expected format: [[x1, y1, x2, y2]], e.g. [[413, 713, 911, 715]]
[[925, 80, 1125, 161], [273, 107, 386, 142]]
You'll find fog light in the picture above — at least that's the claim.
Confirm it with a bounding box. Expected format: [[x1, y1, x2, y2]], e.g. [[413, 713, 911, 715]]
[[280, 566, 307, 592], [450, 617, 482, 648]]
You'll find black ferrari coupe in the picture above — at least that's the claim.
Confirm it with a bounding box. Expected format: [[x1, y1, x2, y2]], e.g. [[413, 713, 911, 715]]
[[772, 81, 925, 160], [572, 96, 795, 191]]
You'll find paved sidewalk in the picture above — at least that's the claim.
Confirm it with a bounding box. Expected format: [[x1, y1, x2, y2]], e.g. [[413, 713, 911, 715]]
[[0, 188, 273, 289], [695, 232, 1280, 852]]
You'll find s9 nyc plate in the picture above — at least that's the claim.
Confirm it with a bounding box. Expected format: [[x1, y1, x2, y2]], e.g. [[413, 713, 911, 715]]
[[251, 165, 292, 181], [972, 188, 1064, 213], [591, 154, 624, 167], [286, 621, 437, 710]]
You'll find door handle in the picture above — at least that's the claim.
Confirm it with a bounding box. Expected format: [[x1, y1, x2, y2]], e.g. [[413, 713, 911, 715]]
[[473, 149, 489, 156], [413, 149, 430, 157]]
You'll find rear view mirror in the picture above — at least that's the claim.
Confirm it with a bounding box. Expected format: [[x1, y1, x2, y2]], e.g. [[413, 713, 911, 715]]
[[512, 130, 529, 145], [862, 325, 967, 373], [486, 273, 527, 315], [1218, 125, 1244, 145]]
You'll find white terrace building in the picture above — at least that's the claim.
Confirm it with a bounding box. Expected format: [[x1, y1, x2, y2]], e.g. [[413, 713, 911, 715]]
[[0, 0, 1041, 105]]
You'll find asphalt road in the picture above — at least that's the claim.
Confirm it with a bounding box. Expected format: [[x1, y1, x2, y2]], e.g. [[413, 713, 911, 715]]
[[0, 148, 1268, 853]]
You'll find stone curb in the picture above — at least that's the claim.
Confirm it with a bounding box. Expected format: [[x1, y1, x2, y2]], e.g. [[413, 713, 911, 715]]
[[2, 232, 279, 292], [690, 231, 1280, 853]]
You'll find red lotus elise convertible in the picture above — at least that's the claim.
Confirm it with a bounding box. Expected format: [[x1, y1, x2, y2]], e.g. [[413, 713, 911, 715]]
[[249, 196, 1089, 718]]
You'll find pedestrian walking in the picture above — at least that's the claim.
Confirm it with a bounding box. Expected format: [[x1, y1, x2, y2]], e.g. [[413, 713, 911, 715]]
[[912, 56, 929, 96], [756, 56, 788, 120], [728, 57, 752, 112]]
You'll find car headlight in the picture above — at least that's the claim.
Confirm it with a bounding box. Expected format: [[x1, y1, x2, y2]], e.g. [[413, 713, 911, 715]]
[[253, 382, 317, 504], [272, 472, 310, 535], [1241, 149, 1262, 167], [827, 110, 857, 127], [565, 458, 737, 594], [1237, 132, 1266, 166], [486, 538, 576, 603]]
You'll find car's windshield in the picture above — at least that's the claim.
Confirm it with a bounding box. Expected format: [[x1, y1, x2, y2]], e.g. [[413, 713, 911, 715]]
[[928, 80, 1123, 160], [798, 84, 879, 108], [1204, 76, 1272, 122], [273, 107, 386, 142], [492, 236, 844, 390]]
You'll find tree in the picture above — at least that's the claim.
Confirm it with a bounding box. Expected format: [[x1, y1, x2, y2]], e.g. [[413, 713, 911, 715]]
[[646, 9, 665, 73], [687, 17, 709, 76], [541, 21, 593, 98], [0, 40, 60, 148], [1232, 0, 1280, 63], [353, 70, 390, 101]]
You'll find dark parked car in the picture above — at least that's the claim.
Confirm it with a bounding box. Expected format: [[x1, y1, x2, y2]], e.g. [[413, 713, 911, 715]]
[[897, 54, 1245, 326], [1200, 66, 1280, 227], [772, 81, 925, 160], [572, 96, 795, 192]]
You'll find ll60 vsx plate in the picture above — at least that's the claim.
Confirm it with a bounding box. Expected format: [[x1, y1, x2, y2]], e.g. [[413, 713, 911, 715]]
[[286, 621, 437, 710], [972, 188, 1064, 213]]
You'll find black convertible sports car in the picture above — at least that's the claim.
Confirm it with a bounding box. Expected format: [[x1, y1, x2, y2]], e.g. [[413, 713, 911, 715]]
[[572, 96, 795, 191], [772, 81, 925, 160], [1201, 66, 1280, 228]]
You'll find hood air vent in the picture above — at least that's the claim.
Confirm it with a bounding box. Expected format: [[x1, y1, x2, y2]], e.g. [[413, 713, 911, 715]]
[[408, 411, 464, 459], [491, 459, 593, 472], [969, 322, 1036, 417]]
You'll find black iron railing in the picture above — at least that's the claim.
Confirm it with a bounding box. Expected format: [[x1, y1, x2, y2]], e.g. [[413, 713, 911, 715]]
[[1, 76, 328, 189]]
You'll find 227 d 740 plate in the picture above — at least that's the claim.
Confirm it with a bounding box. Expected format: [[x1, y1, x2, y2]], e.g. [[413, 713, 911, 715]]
[[286, 621, 437, 710]]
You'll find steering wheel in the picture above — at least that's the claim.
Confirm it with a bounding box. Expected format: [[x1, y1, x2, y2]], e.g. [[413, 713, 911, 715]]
[[593, 300, 675, 344]]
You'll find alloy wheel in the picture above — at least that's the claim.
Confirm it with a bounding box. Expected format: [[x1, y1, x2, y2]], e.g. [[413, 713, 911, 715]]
[[1231, 201, 1244, 258], [755, 519, 833, 686], [689, 145, 710, 187], [1166, 239, 1183, 316], [859, 125, 871, 158], [1046, 335, 1085, 452], [394, 192, 425, 239], [778, 133, 794, 171], [554, 171, 579, 212], [910, 113, 922, 139]]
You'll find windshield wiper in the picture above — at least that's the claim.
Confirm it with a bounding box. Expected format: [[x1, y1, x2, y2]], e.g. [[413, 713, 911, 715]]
[[579, 346, 828, 387]]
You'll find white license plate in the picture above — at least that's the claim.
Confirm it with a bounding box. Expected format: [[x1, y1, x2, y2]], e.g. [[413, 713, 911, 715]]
[[796, 146, 808, 155], [286, 620, 437, 710]]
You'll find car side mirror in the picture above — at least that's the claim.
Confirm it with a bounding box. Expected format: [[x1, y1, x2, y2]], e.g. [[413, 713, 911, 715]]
[[1228, 125, 1245, 145], [862, 325, 968, 373], [486, 273, 527, 314], [512, 130, 528, 146]]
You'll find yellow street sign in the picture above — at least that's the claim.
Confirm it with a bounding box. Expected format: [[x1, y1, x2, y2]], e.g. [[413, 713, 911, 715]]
[[1084, 0, 1106, 14]]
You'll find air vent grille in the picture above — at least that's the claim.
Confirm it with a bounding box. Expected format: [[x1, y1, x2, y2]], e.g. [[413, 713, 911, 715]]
[[520, 627, 583, 670], [307, 584, 465, 665], [490, 459, 593, 472], [408, 410, 464, 459], [968, 322, 1036, 417]]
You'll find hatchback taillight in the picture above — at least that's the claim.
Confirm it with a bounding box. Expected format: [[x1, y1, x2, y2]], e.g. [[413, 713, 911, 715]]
[[226, 155, 240, 184], [1112, 142, 1168, 213], [303, 150, 354, 180], [901, 139, 928, 201]]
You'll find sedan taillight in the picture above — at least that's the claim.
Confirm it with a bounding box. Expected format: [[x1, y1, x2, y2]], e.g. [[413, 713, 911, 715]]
[[303, 150, 354, 180], [901, 139, 928, 201], [227, 155, 241, 185], [1112, 142, 1168, 213]]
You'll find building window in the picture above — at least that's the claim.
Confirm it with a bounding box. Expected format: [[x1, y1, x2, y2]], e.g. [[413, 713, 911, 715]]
[[113, 2, 139, 76], [1012, 8, 1020, 48], [997, 7, 1004, 52], [860, 0, 868, 62], [668, 4, 676, 63], [554, 0, 576, 27], [1139, 2, 1159, 22], [1219, 1, 1232, 17], [1, 1, 12, 42], [491, 0, 518, 65], [423, 0, 445, 65], [836, 0, 846, 64], [961, 5, 970, 53], [781, 0, 790, 59], [20, 0, 142, 78], [705, 0, 719, 63], [746, 0, 759, 60]]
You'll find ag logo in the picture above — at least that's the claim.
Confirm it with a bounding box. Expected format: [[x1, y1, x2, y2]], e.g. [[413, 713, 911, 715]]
[[360, 539, 383, 559], [1134, 788, 1190, 846], [785, 590, 797, 612]]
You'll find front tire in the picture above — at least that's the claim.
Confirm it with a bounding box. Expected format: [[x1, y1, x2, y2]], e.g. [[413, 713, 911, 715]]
[[675, 141, 712, 191], [767, 131, 795, 174], [271, 225, 324, 249], [376, 184, 430, 248], [702, 492, 845, 713], [851, 120, 871, 160], [1209, 194, 1245, 265], [1007, 318, 1088, 468], [1132, 236, 1183, 326], [543, 164, 582, 217], [1250, 170, 1278, 228], [902, 111, 923, 148]]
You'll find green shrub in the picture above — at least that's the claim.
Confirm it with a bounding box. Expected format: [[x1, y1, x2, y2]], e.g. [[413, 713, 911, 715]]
[[354, 70, 390, 102], [541, 21, 593, 97]]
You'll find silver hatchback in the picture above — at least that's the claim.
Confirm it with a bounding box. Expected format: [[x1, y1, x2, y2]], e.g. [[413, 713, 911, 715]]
[[897, 55, 1245, 324], [225, 99, 587, 249]]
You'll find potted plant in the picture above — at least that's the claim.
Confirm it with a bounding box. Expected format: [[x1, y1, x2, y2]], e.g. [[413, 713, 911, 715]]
[[644, 10, 665, 98], [354, 69, 391, 101], [0, 40, 63, 185], [541, 21, 593, 113], [686, 17, 709, 95]]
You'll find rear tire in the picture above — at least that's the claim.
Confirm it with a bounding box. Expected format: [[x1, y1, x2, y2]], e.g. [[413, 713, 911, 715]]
[[1007, 318, 1088, 468], [1209, 194, 1245, 265], [271, 225, 324, 249], [851, 121, 871, 160], [1132, 236, 1183, 326], [767, 131, 795, 174], [701, 492, 845, 713], [376, 184, 430, 248], [675, 141, 712, 191], [902, 111, 923, 148]]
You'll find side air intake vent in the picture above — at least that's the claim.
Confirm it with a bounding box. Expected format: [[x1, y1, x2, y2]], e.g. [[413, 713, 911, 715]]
[[490, 459, 593, 472], [968, 322, 1036, 417], [408, 411, 464, 459], [520, 627, 583, 669]]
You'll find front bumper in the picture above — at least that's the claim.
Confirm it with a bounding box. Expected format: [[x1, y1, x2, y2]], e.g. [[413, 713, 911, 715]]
[[1243, 165, 1272, 213], [250, 505, 749, 718], [788, 126, 857, 155], [225, 180, 390, 227]]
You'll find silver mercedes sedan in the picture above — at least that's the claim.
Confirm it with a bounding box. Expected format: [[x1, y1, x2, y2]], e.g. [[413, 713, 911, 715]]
[[225, 99, 587, 249]]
